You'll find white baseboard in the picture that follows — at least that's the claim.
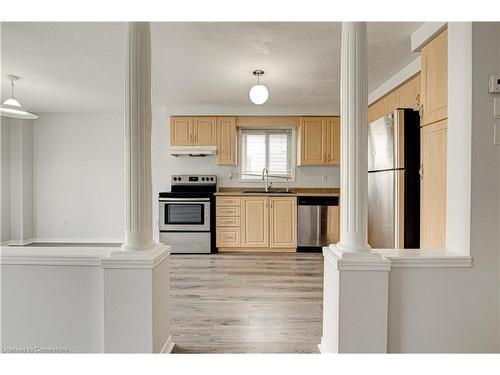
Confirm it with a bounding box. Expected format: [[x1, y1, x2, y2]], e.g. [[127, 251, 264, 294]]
[[3, 238, 35, 246], [31, 237, 123, 244], [160, 335, 175, 354], [318, 337, 332, 354]]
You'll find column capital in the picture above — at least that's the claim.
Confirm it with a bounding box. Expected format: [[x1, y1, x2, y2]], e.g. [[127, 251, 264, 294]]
[[323, 245, 391, 271]]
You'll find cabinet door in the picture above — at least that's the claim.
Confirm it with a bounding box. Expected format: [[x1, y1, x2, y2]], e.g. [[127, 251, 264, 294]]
[[269, 197, 297, 248], [326, 116, 341, 165], [420, 119, 447, 249], [170, 117, 193, 145], [369, 99, 385, 123], [193, 117, 216, 145], [216, 117, 237, 165], [240, 196, 269, 247], [398, 74, 421, 110], [384, 91, 398, 115], [299, 117, 327, 165], [421, 29, 447, 126]]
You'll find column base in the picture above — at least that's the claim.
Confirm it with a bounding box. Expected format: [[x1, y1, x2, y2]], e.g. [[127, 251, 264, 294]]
[[102, 243, 173, 353], [321, 244, 391, 353]]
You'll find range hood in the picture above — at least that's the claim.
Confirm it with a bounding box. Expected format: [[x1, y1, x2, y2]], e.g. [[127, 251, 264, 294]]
[[169, 146, 217, 157]]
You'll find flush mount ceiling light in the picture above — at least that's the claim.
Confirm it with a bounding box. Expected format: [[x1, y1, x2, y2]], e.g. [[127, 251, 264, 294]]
[[249, 69, 269, 105], [0, 75, 38, 120]]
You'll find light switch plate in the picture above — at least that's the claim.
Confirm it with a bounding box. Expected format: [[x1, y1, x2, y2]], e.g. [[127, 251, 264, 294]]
[[495, 123, 500, 146]]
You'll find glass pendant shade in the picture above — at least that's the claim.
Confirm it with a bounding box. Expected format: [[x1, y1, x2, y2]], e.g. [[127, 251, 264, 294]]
[[0, 76, 38, 120], [249, 84, 269, 105]]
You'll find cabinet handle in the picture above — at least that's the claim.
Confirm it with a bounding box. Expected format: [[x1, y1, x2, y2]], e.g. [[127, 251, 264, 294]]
[[419, 164, 424, 179]]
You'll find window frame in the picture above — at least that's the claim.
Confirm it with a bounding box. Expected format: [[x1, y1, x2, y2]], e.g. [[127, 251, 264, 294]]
[[238, 127, 296, 183]]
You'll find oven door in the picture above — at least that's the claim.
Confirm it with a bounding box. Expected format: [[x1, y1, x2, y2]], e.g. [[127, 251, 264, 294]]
[[159, 198, 211, 231]]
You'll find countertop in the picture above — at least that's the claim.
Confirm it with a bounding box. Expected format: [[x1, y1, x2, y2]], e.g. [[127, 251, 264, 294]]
[[215, 187, 340, 197]]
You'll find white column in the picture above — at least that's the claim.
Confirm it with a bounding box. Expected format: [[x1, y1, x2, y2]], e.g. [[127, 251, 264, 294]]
[[102, 22, 173, 353], [337, 22, 370, 253], [122, 22, 154, 251], [320, 22, 390, 354]]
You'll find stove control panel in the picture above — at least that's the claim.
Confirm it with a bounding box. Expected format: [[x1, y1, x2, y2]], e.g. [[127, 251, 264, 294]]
[[171, 175, 217, 185]]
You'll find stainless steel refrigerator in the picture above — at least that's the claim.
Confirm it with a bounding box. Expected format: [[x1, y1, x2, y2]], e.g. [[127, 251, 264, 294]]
[[368, 109, 420, 249]]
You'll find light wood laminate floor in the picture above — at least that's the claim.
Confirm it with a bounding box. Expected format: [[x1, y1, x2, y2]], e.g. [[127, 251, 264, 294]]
[[169, 253, 323, 354]]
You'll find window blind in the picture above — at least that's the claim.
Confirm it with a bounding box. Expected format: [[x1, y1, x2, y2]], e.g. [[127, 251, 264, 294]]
[[241, 129, 293, 179]]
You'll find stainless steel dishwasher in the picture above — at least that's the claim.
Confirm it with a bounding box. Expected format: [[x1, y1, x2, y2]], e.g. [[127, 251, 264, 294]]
[[297, 196, 339, 252]]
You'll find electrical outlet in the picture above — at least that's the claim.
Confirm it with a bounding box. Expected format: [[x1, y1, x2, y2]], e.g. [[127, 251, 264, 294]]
[[63, 219, 69, 228], [494, 123, 500, 146]]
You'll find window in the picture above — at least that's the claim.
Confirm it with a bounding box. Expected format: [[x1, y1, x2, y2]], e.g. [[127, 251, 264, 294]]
[[240, 128, 295, 181]]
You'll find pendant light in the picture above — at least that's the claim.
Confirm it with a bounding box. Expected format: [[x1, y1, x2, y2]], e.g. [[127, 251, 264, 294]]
[[1, 75, 38, 120], [249, 69, 269, 105]]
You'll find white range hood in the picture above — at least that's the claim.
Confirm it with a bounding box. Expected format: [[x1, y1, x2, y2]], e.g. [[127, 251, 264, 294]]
[[169, 146, 217, 157]]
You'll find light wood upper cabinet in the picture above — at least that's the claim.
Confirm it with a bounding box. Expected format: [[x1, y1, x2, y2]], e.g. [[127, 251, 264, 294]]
[[216, 117, 237, 165], [170, 117, 192, 145], [269, 197, 297, 248], [299, 117, 326, 165], [193, 117, 216, 145], [398, 74, 421, 110], [420, 29, 448, 126], [170, 116, 216, 146], [298, 116, 340, 165], [240, 196, 269, 247], [420, 119, 447, 249], [326, 117, 340, 164], [368, 73, 421, 123]]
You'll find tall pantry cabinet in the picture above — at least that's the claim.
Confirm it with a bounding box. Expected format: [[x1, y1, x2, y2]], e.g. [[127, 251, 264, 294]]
[[419, 29, 448, 249]]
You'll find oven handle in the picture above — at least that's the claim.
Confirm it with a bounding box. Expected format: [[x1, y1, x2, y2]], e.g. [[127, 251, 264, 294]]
[[159, 198, 211, 202]]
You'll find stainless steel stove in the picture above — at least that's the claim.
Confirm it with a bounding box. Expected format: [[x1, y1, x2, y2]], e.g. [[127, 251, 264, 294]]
[[158, 175, 217, 254]]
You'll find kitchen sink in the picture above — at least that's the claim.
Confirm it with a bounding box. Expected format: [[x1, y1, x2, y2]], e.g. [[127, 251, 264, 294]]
[[241, 190, 294, 194]]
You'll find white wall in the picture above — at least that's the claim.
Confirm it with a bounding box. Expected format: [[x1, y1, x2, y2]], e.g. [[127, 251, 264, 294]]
[[33, 113, 124, 242], [32, 112, 340, 242]]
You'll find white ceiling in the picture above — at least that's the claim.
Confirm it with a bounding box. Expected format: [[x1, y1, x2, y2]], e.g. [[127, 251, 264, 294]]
[[1, 22, 422, 114]]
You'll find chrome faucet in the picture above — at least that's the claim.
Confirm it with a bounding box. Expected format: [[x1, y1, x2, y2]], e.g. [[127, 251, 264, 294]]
[[262, 168, 272, 192]]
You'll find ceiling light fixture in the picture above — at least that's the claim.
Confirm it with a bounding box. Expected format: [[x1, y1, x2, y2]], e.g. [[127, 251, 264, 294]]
[[1, 75, 38, 120], [249, 69, 268, 105]]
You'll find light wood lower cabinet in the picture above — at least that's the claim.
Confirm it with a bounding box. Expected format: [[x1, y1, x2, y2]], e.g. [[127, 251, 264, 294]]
[[216, 196, 241, 248], [216, 195, 297, 252], [240, 196, 269, 247], [420, 119, 447, 249], [216, 227, 240, 247], [269, 197, 297, 248]]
